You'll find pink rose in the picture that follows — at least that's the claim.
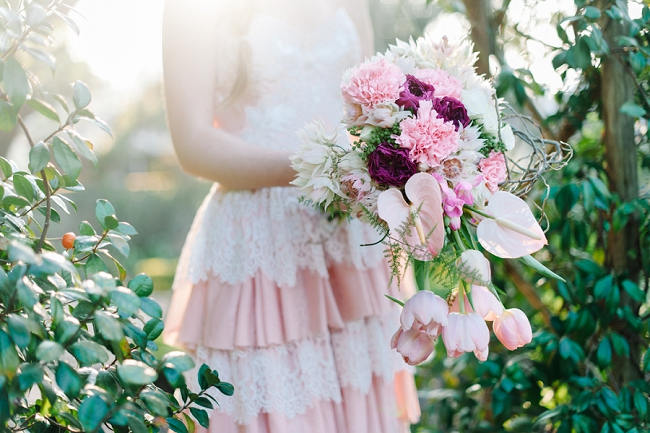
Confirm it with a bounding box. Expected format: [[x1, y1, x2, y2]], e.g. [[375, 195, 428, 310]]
[[442, 312, 490, 361], [396, 100, 460, 168], [493, 308, 532, 350], [391, 327, 436, 366], [341, 57, 405, 124], [414, 68, 463, 99], [478, 151, 507, 192]]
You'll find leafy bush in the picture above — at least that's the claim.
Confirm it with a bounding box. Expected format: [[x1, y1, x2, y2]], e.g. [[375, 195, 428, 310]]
[[0, 1, 231, 431]]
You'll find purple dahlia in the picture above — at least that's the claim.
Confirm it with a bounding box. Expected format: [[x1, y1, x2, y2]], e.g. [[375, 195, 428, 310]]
[[367, 142, 418, 187]]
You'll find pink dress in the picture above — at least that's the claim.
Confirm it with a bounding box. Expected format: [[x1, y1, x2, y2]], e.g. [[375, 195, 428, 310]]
[[163, 7, 420, 433]]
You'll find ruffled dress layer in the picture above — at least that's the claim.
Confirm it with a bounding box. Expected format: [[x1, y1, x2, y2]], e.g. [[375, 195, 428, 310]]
[[164, 186, 420, 432]]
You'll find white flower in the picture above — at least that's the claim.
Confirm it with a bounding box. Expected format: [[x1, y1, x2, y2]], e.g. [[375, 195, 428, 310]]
[[363, 101, 411, 128], [461, 86, 499, 135], [291, 122, 345, 207], [500, 124, 516, 151], [458, 124, 485, 152]]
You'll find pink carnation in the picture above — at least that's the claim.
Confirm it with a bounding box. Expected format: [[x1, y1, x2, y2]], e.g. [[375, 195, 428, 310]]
[[341, 57, 405, 111], [415, 68, 463, 99], [396, 100, 459, 168], [478, 151, 507, 192]]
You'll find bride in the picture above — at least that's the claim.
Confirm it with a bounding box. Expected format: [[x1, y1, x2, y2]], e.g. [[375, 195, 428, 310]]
[[161, 0, 420, 431]]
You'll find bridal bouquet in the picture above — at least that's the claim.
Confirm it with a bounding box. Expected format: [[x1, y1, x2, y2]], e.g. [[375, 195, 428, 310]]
[[291, 35, 565, 365]]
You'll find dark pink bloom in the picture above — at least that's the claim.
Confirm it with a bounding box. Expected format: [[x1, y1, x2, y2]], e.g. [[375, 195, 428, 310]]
[[367, 142, 418, 187], [396, 74, 436, 111], [433, 97, 471, 130]]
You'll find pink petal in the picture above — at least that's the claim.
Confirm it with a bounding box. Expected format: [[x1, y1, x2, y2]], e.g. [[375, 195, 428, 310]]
[[476, 191, 547, 258], [471, 285, 504, 321], [377, 188, 410, 232], [404, 173, 445, 258]]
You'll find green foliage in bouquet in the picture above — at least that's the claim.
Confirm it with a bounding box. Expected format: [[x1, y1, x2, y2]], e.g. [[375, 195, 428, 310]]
[[0, 1, 231, 431], [413, 1, 649, 432]]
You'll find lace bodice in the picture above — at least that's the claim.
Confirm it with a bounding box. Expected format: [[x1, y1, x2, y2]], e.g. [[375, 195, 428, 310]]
[[228, 8, 362, 151]]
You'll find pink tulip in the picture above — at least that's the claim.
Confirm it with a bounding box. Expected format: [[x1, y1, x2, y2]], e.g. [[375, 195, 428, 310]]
[[377, 173, 445, 260], [476, 191, 547, 258], [400, 291, 449, 337], [391, 327, 436, 366], [456, 249, 491, 285], [493, 308, 532, 350], [470, 285, 504, 321], [442, 312, 490, 361], [449, 285, 503, 322]]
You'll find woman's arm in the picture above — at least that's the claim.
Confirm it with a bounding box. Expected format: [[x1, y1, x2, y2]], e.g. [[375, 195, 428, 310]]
[[162, 0, 295, 190]]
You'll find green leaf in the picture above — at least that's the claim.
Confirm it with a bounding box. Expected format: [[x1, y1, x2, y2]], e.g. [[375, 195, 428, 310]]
[[117, 360, 158, 385], [116, 222, 137, 235], [143, 318, 164, 340], [621, 279, 645, 302], [162, 351, 195, 372], [78, 395, 109, 431], [620, 101, 646, 118], [56, 362, 81, 398], [0, 331, 20, 376], [140, 297, 162, 318], [96, 199, 116, 228], [86, 253, 109, 274], [520, 255, 566, 282], [594, 274, 613, 299], [216, 381, 234, 396], [7, 315, 31, 348], [55, 317, 80, 344], [584, 6, 601, 19], [36, 341, 64, 362], [190, 407, 209, 428], [94, 311, 124, 341], [68, 131, 97, 164], [80, 220, 96, 236], [193, 396, 213, 409], [52, 137, 82, 180], [128, 274, 154, 297], [596, 337, 612, 367], [140, 390, 169, 416], [17, 363, 43, 391], [4, 58, 30, 108], [573, 37, 592, 69], [72, 80, 91, 109], [167, 417, 189, 433], [0, 101, 16, 131], [110, 286, 141, 317], [27, 98, 59, 122], [634, 390, 648, 417], [12, 173, 35, 201], [70, 340, 110, 366], [28, 142, 50, 174], [198, 364, 220, 390]]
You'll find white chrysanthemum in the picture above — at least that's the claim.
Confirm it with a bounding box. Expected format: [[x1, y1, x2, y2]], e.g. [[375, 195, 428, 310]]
[[414, 35, 480, 86], [385, 37, 418, 74], [363, 101, 411, 128], [458, 124, 485, 152], [461, 86, 499, 135], [291, 122, 345, 207]]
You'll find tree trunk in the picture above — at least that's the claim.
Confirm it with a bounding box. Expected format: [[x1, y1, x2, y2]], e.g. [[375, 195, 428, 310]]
[[599, 1, 642, 384], [462, 0, 493, 77], [600, 5, 641, 279]]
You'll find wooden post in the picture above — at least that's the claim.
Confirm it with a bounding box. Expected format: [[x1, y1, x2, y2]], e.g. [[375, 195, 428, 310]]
[[462, 0, 493, 77]]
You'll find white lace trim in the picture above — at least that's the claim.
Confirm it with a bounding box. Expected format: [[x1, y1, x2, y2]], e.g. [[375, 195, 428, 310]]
[[174, 185, 386, 288], [192, 313, 407, 424]]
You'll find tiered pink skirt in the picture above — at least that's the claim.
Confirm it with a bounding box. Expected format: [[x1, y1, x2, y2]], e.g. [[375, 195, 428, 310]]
[[163, 186, 420, 433]]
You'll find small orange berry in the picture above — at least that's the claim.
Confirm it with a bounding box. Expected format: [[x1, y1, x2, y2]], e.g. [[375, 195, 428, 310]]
[[62, 232, 76, 250]]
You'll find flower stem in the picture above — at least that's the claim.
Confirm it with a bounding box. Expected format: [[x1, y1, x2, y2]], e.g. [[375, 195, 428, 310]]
[[452, 229, 467, 252], [458, 283, 466, 314]]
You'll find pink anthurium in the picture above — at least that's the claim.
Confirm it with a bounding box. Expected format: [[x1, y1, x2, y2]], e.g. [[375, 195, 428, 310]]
[[475, 191, 547, 259], [377, 173, 445, 260]]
